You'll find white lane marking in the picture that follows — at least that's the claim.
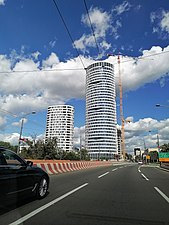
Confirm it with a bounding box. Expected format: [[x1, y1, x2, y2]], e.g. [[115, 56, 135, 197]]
[[154, 187, 169, 204], [138, 166, 141, 173], [9, 183, 89, 225], [141, 173, 149, 181], [119, 166, 123, 169], [98, 172, 109, 179], [112, 168, 118, 172]]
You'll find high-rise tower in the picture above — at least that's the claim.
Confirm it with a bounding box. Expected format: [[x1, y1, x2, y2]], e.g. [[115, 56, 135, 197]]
[[45, 105, 74, 151], [85, 61, 117, 160]]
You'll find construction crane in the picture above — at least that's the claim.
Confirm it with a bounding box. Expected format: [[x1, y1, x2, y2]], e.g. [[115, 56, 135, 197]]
[[107, 53, 126, 159], [117, 54, 126, 159]]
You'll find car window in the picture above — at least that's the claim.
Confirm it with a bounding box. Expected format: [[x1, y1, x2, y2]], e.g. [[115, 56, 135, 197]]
[[0, 152, 7, 165], [2, 150, 24, 166]]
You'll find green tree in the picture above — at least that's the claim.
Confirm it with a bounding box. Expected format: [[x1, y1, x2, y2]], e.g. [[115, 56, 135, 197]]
[[0, 141, 17, 152], [63, 151, 79, 160], [79, 148, 90, 160], [149, 151, 159, 162], [160, 143, 169, 152], [20, 137, 60, 159]]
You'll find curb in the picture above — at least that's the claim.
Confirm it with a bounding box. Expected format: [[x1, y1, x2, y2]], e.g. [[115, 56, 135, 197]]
[[157, 166, 169, 172]]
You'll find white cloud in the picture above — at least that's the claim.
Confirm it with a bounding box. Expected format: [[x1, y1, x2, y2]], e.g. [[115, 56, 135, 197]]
[[0, 133, 19, 146], [74, 34, 93, 53], [49, 40, 56, 49], [0, 116, 7, 129], [0, 45, 169, 116], [150, 9, 169, 39], [112, 1, 131, 15], [0, 54, 11, 71], [0, 0, 5, 6], [0, 51, 94, 115], [31, 51, 41, 60], [121, 117, 169, 153], [161, 11, 169, 33], [82, 7, 112, 37], [74, 3, 134, 54], [12, 118, 28, 127], [42, 52, 59, 68], [107, 45, 169, 92], [74, 7, 113, 54], [73, 126, 85, 148]]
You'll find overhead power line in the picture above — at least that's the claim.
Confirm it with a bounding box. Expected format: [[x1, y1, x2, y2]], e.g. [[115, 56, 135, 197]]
[[52, 0, 86, 69], [0, 108, 17, 117], [0, 68, 85, 74], [108, 49, 169, 64], [0, 49, 169, 74], [83, 0, 100, 56]]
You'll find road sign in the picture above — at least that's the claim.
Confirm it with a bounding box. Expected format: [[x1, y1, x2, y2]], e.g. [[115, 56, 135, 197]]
[[159, 152, 169, 162]]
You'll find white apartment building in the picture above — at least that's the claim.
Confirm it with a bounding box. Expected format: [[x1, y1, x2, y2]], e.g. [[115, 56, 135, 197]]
[[85, 61, 118, 160], [45, 105, 74, 151]]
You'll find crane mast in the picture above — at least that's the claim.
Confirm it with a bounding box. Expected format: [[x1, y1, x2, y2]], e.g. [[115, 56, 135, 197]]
[[118, 54, 125, 159]]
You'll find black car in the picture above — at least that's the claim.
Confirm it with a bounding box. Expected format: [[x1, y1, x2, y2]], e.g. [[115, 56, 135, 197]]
[[0, 147, 49, 205]]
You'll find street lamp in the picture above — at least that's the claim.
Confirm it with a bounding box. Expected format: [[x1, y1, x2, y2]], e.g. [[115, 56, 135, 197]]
[[148, 129, 160, 151], [17, 111, 36, 154], [156, 104, 169, 108]]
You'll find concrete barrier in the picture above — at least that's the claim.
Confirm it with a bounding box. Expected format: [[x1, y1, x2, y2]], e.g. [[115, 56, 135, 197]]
[[31, 160, 116, 175]]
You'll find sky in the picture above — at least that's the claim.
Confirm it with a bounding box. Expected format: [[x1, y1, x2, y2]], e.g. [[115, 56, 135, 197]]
[[0, 0, 169, 154]]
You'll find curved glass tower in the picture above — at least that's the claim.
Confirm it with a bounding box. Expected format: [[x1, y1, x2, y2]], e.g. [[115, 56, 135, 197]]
[[85, 61, 117, 160]]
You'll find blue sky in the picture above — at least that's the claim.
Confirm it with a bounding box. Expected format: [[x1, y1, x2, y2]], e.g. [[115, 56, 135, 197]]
[[0, 0, 169, 153]]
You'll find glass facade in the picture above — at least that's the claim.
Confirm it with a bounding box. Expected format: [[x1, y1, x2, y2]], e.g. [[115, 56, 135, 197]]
[[85, 62, 117, 160]]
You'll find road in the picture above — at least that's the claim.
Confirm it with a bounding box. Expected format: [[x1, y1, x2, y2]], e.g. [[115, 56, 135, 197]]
[[0, 163, 169, 225]]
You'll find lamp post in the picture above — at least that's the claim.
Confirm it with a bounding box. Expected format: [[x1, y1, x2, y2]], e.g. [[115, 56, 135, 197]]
[[155, 104, 169, 151], [156, 104, 169, 108], [17, 111, 36, 154], [148, 129, 160, 152]]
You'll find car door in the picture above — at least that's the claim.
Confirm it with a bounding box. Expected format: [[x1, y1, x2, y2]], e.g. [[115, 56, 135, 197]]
[[0, 153, 11, 203], [2, 150, 36, 201]]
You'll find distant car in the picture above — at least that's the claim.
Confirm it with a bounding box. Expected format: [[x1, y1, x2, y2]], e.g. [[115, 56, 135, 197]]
[[0, 147, 49, 205], [138, 161, 143, 165]]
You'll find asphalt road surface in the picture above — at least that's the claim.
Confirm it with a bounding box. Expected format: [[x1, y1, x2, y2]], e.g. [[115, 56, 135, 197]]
[[1, 163, 169, 225]]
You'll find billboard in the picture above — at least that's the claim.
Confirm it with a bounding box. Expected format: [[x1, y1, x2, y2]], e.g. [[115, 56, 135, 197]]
[[159, 152, 169, 162]]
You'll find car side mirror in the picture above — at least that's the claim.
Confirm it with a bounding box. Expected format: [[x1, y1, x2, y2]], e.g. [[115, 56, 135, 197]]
[[27, 161, 33, 166]]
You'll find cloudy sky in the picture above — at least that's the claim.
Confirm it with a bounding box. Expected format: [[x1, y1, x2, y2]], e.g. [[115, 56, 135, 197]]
[[0, 0, 169, 153]]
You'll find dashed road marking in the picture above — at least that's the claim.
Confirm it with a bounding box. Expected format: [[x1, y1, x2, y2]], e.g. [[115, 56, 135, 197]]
[[154, 187, 169, 204], [141, 173, 149, 181], [98, 172, 109, 179], [138, 166, 141, 173]]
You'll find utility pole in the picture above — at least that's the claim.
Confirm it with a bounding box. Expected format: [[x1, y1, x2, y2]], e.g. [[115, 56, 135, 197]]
[[17, 118, 24, 154], [79, 128, 82, 160], [17, 111, 36, 154]]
